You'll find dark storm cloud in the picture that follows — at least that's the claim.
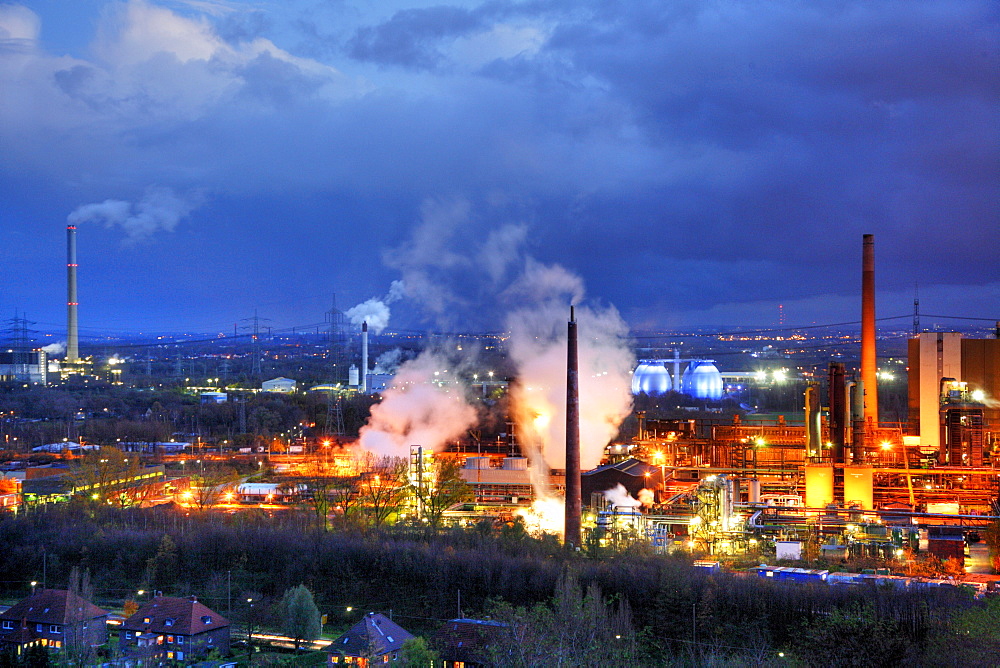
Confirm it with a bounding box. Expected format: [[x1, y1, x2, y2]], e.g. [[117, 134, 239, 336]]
[[0, 0, 996, 331], [347, 5, 484, 68]]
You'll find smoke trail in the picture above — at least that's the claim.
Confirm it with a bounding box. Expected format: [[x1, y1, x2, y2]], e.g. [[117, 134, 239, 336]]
[[505, 263, 634, 474], [345, 280, 406, 334], [41, 342, 66, 355], [603, 483, 641, 508], [68, 186, 201, 242], [358, 348, 478, 459]]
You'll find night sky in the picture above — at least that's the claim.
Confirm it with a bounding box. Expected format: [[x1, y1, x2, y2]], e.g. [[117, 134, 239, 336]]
[[1, 1, 997, 336]]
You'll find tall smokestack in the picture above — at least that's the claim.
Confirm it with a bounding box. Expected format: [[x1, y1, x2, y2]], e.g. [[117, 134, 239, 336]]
[[361, 321, 368, 393], [861, 234, 878, 425], [564, 306, 581, 549], [66, 224, 79, 363]]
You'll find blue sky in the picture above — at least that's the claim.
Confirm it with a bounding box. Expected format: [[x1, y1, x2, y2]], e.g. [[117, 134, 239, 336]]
[[1, 0, 997, 336]]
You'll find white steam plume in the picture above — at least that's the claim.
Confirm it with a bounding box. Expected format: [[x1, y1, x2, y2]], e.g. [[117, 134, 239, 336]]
[[358, 349, 478, 459], [603, 483, 642, 509], [68, 186, 201, 243], [372, 348, 405, 375], [506, 263, 634, 474], [41, 341, 66, 355], [345, 280, 406, 334]]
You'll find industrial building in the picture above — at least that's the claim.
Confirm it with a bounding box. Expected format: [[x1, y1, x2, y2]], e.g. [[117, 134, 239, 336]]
[[0, 350, 47, 385]]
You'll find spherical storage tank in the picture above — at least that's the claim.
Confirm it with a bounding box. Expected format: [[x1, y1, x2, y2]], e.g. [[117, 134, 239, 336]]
[[631, 361, 672, 396], [682, 361, 723, 400]]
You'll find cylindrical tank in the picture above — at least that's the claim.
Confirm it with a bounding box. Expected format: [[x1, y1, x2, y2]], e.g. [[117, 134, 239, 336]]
[[844, 465, 874, 510], [348, 364, 359, 387], [631, 361, 672, 396], [502, 456, 528, 470], [805, 463, 835, 510], [464, 457, 490, 470], [748, 478, 761, 504]]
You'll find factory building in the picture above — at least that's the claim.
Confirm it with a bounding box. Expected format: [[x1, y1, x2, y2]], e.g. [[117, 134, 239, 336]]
[[0, 350, 47, 385], [907, 333, 1000, 450]]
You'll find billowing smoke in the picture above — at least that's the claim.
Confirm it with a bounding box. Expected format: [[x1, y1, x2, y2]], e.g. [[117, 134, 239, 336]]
[[41, 341, 66, 355], [372, 348, 405, 375], [345, 280, 405, 334], [637, 488, 655, 507], [506, 262, 634, 474], [68, 186, 201, 243], [603, 483, 641, 509], [358, 348, 478, 459]]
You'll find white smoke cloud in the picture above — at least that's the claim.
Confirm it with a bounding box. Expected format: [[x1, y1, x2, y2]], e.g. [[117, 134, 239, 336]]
[[41, 341, 66, 355], [345, 298, 390, 332], [372, 348, 405, 375], [506, 264, 634, 473], [68, 186, 201, 242], [602, 483, 642, 508], [345, 280, 407, 334], [358, 349, 478, 459]]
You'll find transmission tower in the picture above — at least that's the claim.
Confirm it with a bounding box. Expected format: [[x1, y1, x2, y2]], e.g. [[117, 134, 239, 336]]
[[325, 294, 348, 383], [326, 392, 345, 439], [3, 312, 36, 381], [238, 310, 271, 378]]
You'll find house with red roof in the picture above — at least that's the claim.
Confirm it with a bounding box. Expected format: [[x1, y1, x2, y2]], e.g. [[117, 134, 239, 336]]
[[120, 595, 229, 664], [0, 588, 108, 657]]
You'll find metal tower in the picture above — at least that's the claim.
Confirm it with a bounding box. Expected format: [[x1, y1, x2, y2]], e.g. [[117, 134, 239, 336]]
[[238, 310, 271, 378]]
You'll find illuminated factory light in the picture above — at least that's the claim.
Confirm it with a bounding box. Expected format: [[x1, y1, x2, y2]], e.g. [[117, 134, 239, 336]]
[[772, 369, 787, 382], [880, 441, 893, 450]]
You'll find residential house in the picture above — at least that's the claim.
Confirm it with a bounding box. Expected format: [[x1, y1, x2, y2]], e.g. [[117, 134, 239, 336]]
[[327, 612, 413, 666], [431, 618, 510, 668], [0, 588, 108, 656], [120, 595, 229, 664]]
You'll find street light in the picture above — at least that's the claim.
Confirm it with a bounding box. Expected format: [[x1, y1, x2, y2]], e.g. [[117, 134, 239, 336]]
[[247, 598, 255, 664]]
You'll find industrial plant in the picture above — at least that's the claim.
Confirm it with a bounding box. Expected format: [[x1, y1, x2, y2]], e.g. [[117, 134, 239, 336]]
[[0, 231, 996, 583]]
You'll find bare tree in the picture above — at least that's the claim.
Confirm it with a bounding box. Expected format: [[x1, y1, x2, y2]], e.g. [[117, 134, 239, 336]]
[[410, 457, 472, 529], [357, 455, 408, 527]]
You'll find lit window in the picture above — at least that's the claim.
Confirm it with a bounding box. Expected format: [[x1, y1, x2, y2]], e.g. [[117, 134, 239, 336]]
[[165, 619, 173, 627], [166, 651, 173, 659], [176, 651, 184, 660], [143, 617, 151, 624], [167, 635, 174, 643]]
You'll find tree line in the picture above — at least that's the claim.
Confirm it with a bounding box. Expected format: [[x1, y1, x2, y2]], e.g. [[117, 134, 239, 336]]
[[2, 504, 997, 665]]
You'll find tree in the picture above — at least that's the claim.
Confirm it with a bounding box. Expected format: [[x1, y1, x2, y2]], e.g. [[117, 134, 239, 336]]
[[65, 567, 95, 666], [411, 457, 472, 530], [70, 447, 154, 507], [489, 572, 639, 668], [145, 534, 179, 593], [189, 465, 240, 510], [280, 584, 322, 652], [358, 455, 408, 527], [397, 636, 438, 667]]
